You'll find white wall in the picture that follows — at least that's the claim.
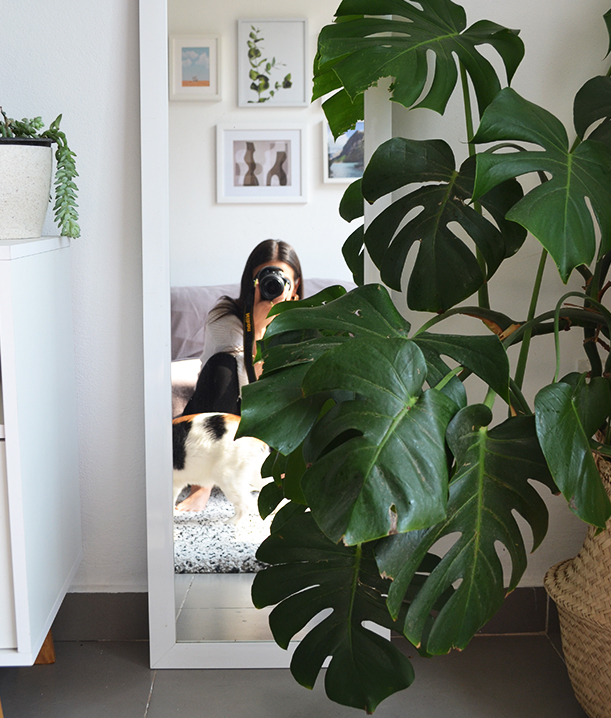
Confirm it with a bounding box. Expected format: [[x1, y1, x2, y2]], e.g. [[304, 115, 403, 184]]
[[1, 1, 146, 591], [169, 0, 354, 287], [1, 0, 608, 595]]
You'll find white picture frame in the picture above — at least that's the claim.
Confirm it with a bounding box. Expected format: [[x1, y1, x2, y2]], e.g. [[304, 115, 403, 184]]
[[216, 124, 307, 203], [323, 120, 365, 183], [169, 35, 221, 101], [237, 19, 308, 107]]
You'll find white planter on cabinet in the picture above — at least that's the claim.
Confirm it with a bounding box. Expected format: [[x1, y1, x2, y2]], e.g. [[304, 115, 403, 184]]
[[0, 139, 53, 240]]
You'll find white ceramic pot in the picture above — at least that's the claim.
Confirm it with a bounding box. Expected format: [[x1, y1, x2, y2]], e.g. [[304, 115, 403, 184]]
[[0, 138, 53, 240]]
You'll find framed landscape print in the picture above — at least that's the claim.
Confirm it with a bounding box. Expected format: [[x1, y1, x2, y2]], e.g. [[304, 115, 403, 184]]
[[169, 35, 221, 101], [237, 19, 307, 107], [323, 120, 365, 183], [216, 124, 306, 203]]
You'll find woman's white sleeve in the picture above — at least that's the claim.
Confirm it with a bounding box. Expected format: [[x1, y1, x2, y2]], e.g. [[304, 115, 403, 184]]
[[199, 312, 244, 366]]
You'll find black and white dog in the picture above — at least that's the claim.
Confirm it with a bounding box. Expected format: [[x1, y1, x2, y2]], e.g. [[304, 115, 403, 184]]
[[172, 412, 269, 523]]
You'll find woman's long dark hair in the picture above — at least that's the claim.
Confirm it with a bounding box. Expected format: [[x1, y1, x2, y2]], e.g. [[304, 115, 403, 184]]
[[213, 239, 304, 321]]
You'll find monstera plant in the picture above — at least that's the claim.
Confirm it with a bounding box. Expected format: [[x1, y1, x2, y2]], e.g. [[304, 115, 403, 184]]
[[238, 0, 611, 712]]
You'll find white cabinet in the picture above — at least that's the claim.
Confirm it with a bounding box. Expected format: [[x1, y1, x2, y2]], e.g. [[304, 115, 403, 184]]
[[0, 237, 81, 665]]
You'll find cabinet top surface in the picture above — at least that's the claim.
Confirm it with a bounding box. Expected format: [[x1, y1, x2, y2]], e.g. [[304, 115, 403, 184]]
[[0, 237, 69, 261]]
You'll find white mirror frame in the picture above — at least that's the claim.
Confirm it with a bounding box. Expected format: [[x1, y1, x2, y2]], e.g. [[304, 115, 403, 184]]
[[140, 0, 392, 669], [139, 0, 297, 669]]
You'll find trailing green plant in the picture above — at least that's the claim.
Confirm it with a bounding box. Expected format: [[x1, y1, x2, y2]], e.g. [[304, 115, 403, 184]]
[[0, 108, 80, 238], [237, 1, 611, 713], [246, 26, 293, 103]]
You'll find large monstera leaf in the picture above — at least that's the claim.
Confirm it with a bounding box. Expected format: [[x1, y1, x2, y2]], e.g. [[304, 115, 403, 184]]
[[535, 373, 611, 528], [239, 284, 410, 453], [375, 408, 555, 655], [239, 286, 351, 455], [251, 510, 416, 713], [299, 338, 458, 544], [313, 0, 524, 136], [473, 86, 611, 282], [345, 138, 526, 312], [240, 285, 510, 546]]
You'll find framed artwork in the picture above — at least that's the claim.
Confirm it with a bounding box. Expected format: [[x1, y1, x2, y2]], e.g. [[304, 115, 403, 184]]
[[216, 124, 306, 203], [169, 35, 221, 101], [237, 19, 308, 107], [323, 120, 365, 183]]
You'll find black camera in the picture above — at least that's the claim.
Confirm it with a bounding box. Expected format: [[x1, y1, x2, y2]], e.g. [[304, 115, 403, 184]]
[[256, 266, 292, 301]]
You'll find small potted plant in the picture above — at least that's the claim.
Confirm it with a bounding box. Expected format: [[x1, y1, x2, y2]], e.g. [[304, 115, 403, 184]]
[[237, 1, 611, 714], [0, 108, 80, 239]]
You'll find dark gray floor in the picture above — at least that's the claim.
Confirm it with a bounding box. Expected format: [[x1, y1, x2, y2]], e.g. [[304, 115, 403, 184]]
[[0, 635, 587, 717]]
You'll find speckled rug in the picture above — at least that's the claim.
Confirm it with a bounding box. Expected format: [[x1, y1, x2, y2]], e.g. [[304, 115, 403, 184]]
[[173, 487, 273, 573]]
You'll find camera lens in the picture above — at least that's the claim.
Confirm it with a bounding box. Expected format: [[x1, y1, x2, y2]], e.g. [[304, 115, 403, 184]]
[[257, 266, 291, 301]]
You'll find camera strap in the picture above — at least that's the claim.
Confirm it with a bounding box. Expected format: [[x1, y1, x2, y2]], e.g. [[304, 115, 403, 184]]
[[243, 286, 258, 384]]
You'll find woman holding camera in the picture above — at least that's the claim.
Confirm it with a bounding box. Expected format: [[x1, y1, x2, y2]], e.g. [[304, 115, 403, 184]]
[[176, 239, 302, 511]]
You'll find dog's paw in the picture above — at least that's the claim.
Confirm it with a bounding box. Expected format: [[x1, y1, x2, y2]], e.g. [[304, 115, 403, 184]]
[[226, 510, 244, 525]]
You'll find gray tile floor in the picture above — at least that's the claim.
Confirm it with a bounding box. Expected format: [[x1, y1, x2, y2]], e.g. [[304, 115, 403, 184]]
[[0, 634, 587, 717]]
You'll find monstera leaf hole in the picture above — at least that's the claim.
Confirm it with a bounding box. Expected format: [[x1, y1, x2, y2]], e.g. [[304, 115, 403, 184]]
[[583, 195, 597, 229], [388, 504, 398, 533], [426, 532, 462, 568], [400, 45, 440, 108], [495, 538, 513, 586], [495, 493, 542, 583], [312, 427, 365, 460]]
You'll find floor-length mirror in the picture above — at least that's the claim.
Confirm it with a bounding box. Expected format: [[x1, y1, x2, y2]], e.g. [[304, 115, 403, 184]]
[[142, 0, 359, 666], [168, 0, 354, 646]]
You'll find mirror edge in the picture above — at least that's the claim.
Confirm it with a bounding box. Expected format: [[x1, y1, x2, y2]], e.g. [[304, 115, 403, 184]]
[[139, 0, 176, 667], [139, 0, 297, 668]]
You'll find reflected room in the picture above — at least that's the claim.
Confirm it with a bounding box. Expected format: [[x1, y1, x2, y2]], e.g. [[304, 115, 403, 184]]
[[168, 0, 354, 642]]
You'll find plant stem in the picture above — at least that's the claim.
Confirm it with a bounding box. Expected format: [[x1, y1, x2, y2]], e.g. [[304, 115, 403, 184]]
[[483, 387, 496, 410], [348, 543, 362, 637], [514, 249, 548, 389], [504, 306, 607, 348], [509, 378, 532, 415], [460, 63, 475, 155], [0, 108, 11, 137], [433, 365, 463, 392], [547, 291, 611, 382], [414, 303, 606, 343], [596, 250, 611, 291], [460, 62, 489, 310], [582, 255, 604, 376]]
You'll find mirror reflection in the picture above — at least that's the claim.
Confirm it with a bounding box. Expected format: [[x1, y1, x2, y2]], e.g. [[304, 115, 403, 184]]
[[168, 0, 353, 642]]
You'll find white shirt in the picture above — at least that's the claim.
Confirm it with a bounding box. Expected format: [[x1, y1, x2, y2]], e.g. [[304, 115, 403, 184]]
[[199, 306, 249, 392]]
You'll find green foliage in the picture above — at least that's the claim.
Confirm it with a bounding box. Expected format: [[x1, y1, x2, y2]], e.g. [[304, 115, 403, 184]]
[[238, 0, 611, 711], [378, 410, 555, 654], [472, 87, 611, 282], [0, 107, 80, 238], [300, 339, 457, 544], [348, 141, 527, 312], [535, 373, 611, 527], [313, 0, 524, 137], [573, 76, 611, 148], [252, 511, 416, 713], [246, 26, 293, 103]]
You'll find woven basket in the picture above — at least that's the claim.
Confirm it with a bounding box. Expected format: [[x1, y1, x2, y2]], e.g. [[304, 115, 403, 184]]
[[544, 454, 611, 718]]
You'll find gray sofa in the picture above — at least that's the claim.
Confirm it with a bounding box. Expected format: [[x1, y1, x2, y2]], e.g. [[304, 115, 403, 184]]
[[170, 278, 354, 416]]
